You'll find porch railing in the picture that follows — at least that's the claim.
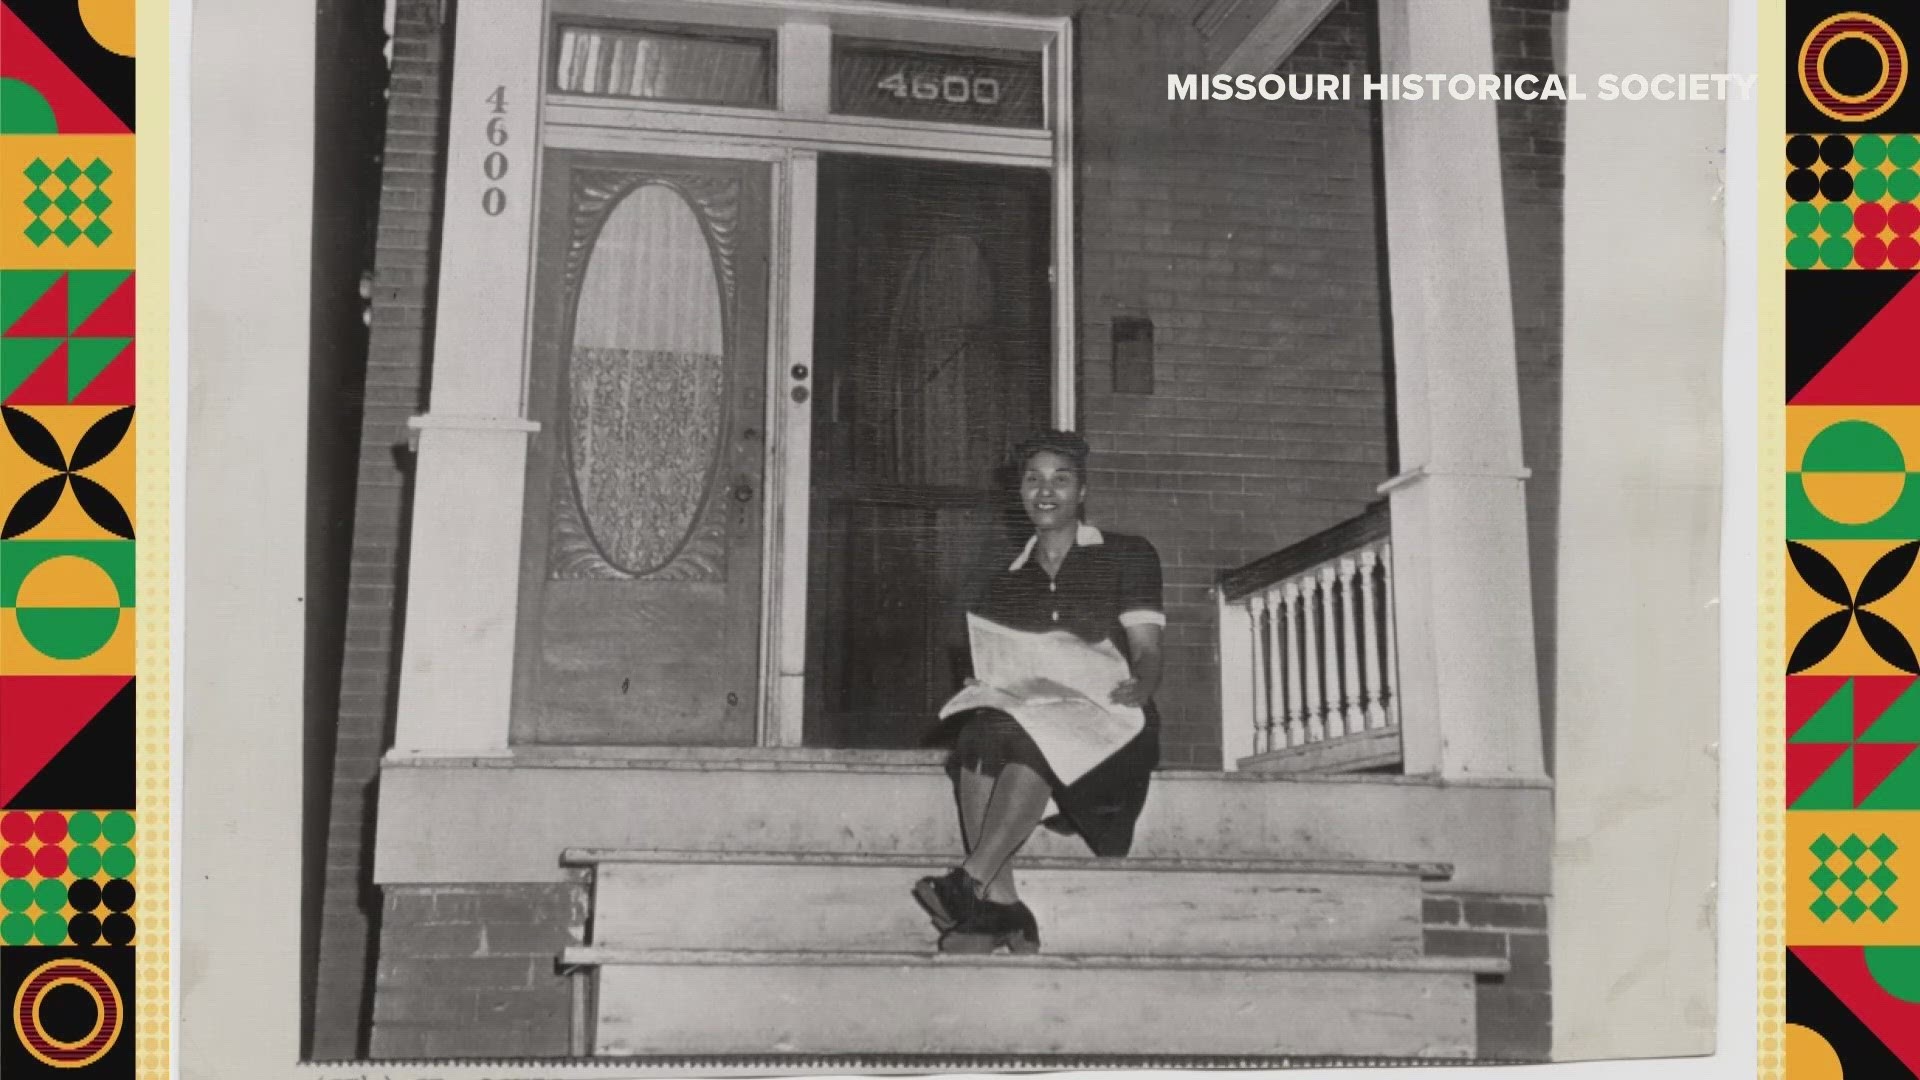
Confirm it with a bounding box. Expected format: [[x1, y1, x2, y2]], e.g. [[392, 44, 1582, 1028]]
[[1215, 501, 1402, 773]]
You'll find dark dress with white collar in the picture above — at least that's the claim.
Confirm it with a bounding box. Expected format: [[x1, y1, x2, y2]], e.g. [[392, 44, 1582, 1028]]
[[945, 524, 1164, 858]]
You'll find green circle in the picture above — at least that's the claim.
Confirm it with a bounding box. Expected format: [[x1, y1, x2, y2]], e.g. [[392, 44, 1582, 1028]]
[[1892, 135, 1920, 169], [0, 879, 33, 913], [33, 911, 66, 945], [66, 810, 101, 844], [1788, 202, 1822, 236], [1865, 947, 1920, 1004], [1821, 201, 1855, 237], [0, 913, 33, 945], [66, 844, 102, 880], [102, 845, 134, 879], [1857, 168, 1890, 203], [1822, 235, 1856, 269], [32, 877, 66, 914], [102, 811, 134, 844], [1857, 135, 1889, 169], [1805, 420, 1906, 472], [1788, 237, 1822, 268]]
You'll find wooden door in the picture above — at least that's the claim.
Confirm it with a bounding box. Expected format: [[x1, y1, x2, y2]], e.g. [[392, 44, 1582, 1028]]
[[803, 154, 1053, 748], [512, 151, 770, 745]]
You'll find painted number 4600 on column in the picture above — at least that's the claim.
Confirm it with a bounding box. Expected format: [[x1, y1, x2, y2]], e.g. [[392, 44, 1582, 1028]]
[[482, 85, 509, 216]]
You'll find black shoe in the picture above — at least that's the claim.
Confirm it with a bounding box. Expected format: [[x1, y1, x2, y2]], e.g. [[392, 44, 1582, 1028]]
[[913, 867, 985, 930], [938, 900, 1041, 955]]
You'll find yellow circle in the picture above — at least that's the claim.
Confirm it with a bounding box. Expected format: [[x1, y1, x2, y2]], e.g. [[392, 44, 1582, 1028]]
[[14, 555, 118, 609], [1785, 1023, 1844, 1080], [1821, 31, 1892, 104], [77, 0, 135, 57], [1799, 13, 1911, 122], [1803, 472, 1906, 525], [31, 978, 105, 1051]]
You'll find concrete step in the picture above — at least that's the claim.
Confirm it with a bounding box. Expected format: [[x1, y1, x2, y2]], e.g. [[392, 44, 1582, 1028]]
[[378, 751, 1552, 893], [565, 948, 1503, 1058], [568, 849, 1434, 958]]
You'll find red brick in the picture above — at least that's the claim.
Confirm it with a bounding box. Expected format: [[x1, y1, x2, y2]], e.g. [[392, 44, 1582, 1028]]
[[1422, 897, 1463, 926]]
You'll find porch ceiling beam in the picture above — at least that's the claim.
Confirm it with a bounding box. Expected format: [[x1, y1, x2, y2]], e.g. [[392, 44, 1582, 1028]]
[[1210, 0, 1344, 76]]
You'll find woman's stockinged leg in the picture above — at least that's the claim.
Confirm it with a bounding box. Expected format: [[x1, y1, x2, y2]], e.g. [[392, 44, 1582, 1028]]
[[959, 762, 1050, 895], [956, 767, 1021, 902]]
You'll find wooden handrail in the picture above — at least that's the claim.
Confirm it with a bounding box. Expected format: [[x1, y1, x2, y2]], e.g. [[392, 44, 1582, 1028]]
[[1217, 500, 1390, 602]]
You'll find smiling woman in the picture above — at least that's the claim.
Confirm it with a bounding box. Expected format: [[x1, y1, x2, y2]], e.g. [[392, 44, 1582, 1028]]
[[915, 429, 1167, 955]]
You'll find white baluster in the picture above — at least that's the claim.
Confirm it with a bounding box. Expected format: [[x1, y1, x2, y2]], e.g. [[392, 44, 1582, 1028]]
[[1381, 539, 1401, 728], [1282, 581, 1307, 747], [1267, 584, 1293, 747], [1249, 591, 1273, 754], [1338, 557, 1366, 736], [1299, 573, 1326, 742], [1358, 545, 1389, 730], [1318, 565, 1347, 739]]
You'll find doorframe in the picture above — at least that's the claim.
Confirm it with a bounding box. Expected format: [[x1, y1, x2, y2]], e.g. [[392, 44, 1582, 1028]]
[[536, 0, 1076, 747]]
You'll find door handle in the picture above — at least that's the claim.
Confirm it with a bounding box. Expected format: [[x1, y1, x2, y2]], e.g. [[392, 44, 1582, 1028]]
[[731, 479, 755, 503]]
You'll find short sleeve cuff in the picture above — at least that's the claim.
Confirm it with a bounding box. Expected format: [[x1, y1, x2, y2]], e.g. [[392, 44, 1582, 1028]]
[[1119, 609, 1167, 629]]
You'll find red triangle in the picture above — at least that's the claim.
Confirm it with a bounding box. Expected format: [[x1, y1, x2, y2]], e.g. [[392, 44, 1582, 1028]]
[[71, 342, 133, 405], [73, 276, 135, 338], [1855, 744, 1917, 805], [1852, 676, 1918, 738], [5, 342, 69, 404], [1788, 676, 1851, 739], [1788, 743, 1851, 806], [0, 676, 131, 806], [1796, 278, 1920, 404], [0, 8, 129, 135], [4, 274, 66, 338]]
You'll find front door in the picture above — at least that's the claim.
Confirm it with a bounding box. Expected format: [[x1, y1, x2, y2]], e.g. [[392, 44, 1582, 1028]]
[[802, 154, 1053, 748], [512, 151, 770, 745]]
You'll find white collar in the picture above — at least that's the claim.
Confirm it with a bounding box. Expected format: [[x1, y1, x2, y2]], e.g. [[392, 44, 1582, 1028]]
[[1009, 522, 1104, 572]]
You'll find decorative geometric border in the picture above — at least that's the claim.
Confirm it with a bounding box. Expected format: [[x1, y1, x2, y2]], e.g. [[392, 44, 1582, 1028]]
[[0, 1, 165, 1076], [1781, 3, 1920, 1076]]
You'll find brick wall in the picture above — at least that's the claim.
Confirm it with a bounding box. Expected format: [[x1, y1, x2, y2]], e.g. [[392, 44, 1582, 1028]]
[[1423, 891, 1551, 1062], [369, 883, 588, 1059], [309, 0, 451, 1059], [1073, 2, 1393, 767], [1492, 0, 1569, 775]]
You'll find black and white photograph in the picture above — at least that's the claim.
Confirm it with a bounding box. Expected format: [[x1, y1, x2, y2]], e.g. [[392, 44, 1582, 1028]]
[[183, 0, 1733, 1071]]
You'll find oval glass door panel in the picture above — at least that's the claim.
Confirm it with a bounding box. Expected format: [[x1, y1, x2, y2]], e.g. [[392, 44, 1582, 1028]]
[[568, 183, 727, 576]]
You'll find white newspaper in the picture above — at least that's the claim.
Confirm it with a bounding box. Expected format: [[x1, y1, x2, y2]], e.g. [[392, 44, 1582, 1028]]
[[938, 613, 1146, 786]]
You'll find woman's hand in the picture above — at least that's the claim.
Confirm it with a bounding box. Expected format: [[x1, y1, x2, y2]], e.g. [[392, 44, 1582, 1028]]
[[1111, 622, 1164, 708], [1109, 677, 1157, 708]]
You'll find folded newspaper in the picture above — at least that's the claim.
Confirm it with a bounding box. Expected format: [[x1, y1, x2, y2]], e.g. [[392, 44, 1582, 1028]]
[[938, 613, 1146, 786]]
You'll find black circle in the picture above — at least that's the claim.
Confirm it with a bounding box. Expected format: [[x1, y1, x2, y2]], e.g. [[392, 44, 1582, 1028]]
[[1822, 135, 1856, 169], [1822, 167, 1857, 202], [67, 912, 102, 946], [36, 983, 99, 1043], [1789, 168, 1823, 202], [1788, 134, 1822, 168], [67, 878, 102, 912], [102, 913, 134, 945], [102, 878, 133, 913], [1825, 36, 1887, 99]]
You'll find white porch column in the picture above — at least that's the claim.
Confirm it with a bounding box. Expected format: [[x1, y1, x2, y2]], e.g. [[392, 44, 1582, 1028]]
[[391, 3, 548, 755], [1373, 0, 1546, 780]]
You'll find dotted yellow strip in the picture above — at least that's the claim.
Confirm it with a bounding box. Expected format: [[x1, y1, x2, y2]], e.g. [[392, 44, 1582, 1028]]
[[134, 0, 170, 1075], [1761, 0, 1785, 1073]]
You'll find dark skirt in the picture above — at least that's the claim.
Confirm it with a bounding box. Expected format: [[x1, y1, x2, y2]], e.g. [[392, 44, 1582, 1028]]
[[940, 705, 1160, 858]]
